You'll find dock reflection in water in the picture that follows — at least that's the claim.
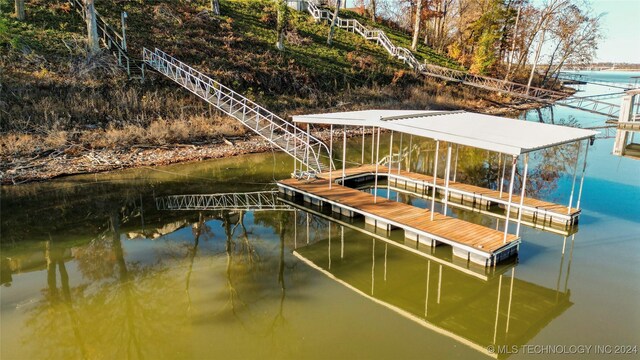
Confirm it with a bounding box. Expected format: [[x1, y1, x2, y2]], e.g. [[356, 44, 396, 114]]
[[289, 204, 574, 359]]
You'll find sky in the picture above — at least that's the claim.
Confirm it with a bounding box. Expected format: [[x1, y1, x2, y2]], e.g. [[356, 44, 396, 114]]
[[589, 0, 640, 63]]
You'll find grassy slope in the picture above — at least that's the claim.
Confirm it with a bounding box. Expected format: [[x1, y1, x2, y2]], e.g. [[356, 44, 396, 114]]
[[2, 0, 498, 158]]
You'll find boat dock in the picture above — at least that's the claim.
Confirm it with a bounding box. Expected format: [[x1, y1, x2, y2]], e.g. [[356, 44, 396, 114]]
[[279, 175, 520, 267], [280, 110, 596, 267]]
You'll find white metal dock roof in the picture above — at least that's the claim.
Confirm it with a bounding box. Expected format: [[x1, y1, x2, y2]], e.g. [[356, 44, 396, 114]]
[[292, 110, 598, 155]]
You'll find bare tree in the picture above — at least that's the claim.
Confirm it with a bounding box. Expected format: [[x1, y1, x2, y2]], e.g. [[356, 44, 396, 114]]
[[275, 0, 288, 51], [327, 0, 342, 45], [370, 0, 377, 22], [14, 0, 25, 20], [411, 0, 424, 51], [85, 0, 100, 55], [211, 0, 220, 15]]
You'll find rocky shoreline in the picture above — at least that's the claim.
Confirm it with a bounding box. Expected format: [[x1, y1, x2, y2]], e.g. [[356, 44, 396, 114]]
[[0, 128, 370, 185]]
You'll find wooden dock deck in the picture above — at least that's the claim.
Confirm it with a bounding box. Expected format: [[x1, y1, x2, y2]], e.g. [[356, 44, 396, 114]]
[[278, 177, 519, 266], [319, 165, 580, 227]]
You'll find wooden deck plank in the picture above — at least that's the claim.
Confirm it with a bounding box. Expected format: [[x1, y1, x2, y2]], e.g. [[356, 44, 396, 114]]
[[318, 166, 579, 218], [280, 178, 518, 255]]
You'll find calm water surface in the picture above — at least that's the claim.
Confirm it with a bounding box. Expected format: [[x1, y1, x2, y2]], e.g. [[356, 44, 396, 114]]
[[1, 72, 639, 359]]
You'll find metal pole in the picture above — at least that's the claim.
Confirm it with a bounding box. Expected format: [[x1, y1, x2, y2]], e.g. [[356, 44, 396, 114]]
[[294, 126, 297, 176], [374, 127, 381, 203], [576, 140, 590, 210], [567, 141, 582, 214], [342, 125, 347, 183], [503, 155, 518, 243], [443, 143, 453, 215], [408, 135, 413, 172], [329, 124, 333, 188], [306, 124, 310, 173], [515, 153, 529, 237], [499, 153, 506, 196], [362, 125, 365, 165], [453, 144, 459, 182], [371, 126, 375, 164], [398, 132, 403, 174], [387, 131, 393, 198], [430, 140, 440, 220]]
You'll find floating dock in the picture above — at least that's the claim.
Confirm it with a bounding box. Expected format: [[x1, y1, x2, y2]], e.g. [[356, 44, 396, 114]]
[[279, 175, 520, 267]]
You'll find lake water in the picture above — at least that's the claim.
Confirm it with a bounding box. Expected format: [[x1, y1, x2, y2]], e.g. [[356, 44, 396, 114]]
[[1, 72, 639, 359]]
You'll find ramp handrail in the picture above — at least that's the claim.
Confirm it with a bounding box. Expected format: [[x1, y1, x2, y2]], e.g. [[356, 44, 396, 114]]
[[143, 48, 334, 173]]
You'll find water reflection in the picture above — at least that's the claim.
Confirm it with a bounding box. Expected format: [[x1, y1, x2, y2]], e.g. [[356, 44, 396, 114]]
[[291, 208, 574, 359]]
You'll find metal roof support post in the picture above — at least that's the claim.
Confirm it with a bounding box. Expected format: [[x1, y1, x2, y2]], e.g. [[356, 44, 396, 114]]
[[398, 132, 403, 174], [306, 124, 311, 172], [430, 140, 440, 221], [576, 139, 590, 210], [342, 125, 347, 183], [329, 124, 333, 188], [362, 126, 365, 165], [374, 127, 381, 203], [371, 126, 375, 164], [294, 126, 297, 176], [499, 153, 506, 197], [503, 155, 518, 243], [515, 153, 529, 237], [567, 141, 582, 214], [387, 131, 394, 198], [453, 144, 459, 182], [443, 143, 453, 215], [408, 135, 413, 173]]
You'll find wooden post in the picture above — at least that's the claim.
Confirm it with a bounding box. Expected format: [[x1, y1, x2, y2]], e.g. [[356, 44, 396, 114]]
[[430, 140, 440, 220], [503, 155, 518, 243]]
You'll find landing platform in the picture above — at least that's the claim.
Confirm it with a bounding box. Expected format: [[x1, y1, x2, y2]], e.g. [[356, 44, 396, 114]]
[[278, 177, 520, 267], [319, 165, 580, 228]]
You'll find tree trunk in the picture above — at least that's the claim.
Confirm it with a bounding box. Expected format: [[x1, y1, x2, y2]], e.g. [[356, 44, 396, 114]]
[[327, 0, 342, 45], [275, 0, 288, 51], [211, 0, 220, 15], [370, 0, 376, 22], [504, 2, 522, 81], [411, 0, 423, 51], [14, 0, 25, 21], [85, 0, 100, 55], [526, 29, 546, 92]]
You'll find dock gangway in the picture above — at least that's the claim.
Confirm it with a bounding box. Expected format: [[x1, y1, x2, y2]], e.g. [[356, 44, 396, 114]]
[[143, 48, 334, 174], [156, 191, 291, 211]]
